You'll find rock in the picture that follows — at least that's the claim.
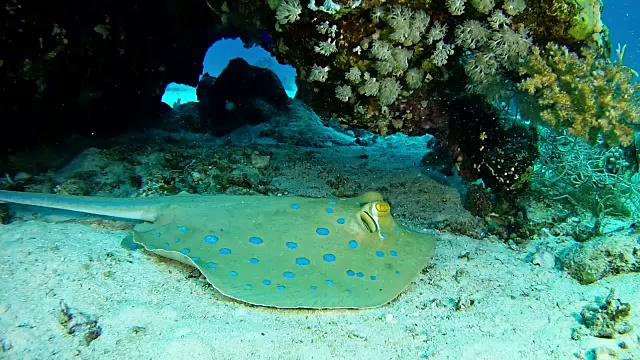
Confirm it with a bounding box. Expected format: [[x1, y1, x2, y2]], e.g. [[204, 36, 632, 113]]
[[197, 58, 289, 136], [531, 249, 556, 268], [251, 153, 271, 169], [561, 234, 640, 284], [579, 289, 632, 339], [12, 172, 32, 182], [593, 347, 617, 360]]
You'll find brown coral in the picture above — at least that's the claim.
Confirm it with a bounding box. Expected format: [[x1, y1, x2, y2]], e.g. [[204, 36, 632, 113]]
[[517, 43, 640, 146]]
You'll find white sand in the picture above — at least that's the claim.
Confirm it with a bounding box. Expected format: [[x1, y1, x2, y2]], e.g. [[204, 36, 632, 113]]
[[1, 220, 638, 360], [1, 129, 638, 359]]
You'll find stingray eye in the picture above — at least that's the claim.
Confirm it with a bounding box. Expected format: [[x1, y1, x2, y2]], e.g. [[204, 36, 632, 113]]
[[375, 202, 390, 213], [360, 211, 378, 233]]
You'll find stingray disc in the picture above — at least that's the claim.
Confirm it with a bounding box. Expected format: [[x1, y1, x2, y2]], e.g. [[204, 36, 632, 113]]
[[133, 193, 436, 309]]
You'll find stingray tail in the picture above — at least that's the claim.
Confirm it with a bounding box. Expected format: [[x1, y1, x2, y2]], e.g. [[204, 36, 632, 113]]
[[0, 190, 160, 222]]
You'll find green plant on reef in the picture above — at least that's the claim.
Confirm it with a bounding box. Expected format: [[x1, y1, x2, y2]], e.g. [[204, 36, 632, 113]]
[[517, 42, 640, 147]]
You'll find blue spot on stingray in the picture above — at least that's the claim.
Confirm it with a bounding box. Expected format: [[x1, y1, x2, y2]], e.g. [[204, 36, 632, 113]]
[[354, 201, 361, 205], [290, 204, 300, 209], [311, 286, 318, 291], [174, 239, 180, 243], [346, 290, 352, 294], [263, 280, 271, 286], [376, 251, 384, 258], [390, 250, 398, 257], [283, 271, 295, 279], [316, 228, 330, 236], [323, 254, 336, 262], [249, 258, 259, 264], [286, 242, 298, 249], [219, 248, 232, 255], [246, 284, 252, 289], [296, 257, 310, 266], [395, 226, 400, 232], [154, 233, 161, 238], [204, 235, 219, 244], [325, 208, 334, 214], [340, 198, 347, 201], [370, 275, 377, 281], [396, 271, 401, 276], [179, 226, 188, 232], [248, 236, 264, 245], [346, 270, 355, 277], [163, 242, 169, 247], [328, 201, 337, 205], [325, 280, 335, 286], [337, 218, 345, 224], [277, 285, 285, 291], [356, 272, 364, 278], [381, 232, 387, 238], [180, 248, 190, 255], [207, 262, 217, 268], [229, 271, 238, 277], [191, 257, 200, 261], [129, 243, 138, 250], [348, 240, 358, 249]]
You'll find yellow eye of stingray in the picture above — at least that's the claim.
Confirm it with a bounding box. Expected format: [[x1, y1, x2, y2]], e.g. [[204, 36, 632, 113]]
[[375, 202, 390, 213]]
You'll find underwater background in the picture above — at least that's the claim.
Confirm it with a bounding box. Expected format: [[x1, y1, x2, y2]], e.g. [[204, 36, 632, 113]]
[[1, 0, 639, 359], [603, 0, 639, 71]]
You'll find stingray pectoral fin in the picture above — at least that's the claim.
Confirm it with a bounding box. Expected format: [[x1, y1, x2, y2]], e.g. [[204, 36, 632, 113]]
[[131, 194, 437, 309], [148, 248, 198, 266]]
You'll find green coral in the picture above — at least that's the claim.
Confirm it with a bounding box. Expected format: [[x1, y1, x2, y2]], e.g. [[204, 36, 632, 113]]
[[521, 0, 604, 44], [568, 0, 604, 41]]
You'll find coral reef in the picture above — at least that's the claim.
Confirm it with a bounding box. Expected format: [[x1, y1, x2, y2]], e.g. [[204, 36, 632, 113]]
[[1, 0, 615, 156], [464, 183, 493, 217], [518, 43, 640, 146], [531, 130, 640, 233], [441, 97, 538, 198], [248, 0, 622, 203], [260, 0, 609, 138]]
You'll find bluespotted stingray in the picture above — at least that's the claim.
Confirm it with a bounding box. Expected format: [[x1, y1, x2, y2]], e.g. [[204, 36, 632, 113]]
[[0, 190, 436, 309]]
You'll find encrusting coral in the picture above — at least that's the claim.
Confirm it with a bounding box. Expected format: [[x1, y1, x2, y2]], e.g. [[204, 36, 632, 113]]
[[517, 43, 640, 146]]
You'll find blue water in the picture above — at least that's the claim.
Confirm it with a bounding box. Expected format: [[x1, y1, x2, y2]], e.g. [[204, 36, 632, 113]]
[[603, 0, 639, 72]]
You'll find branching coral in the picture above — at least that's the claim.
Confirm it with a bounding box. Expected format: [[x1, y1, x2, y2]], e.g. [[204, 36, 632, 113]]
[[447, 0, 467, 16], [385, 6, 430, 46], [455, 7, 530, 102], [431, 41, 455, 66], [533, 129, 640, 221], [455, 20, 491, 49], [489, 25, 532, 68], [405, 68, 425, 89], [308, 64, 329, 82], [276, 0, 302, 24], [335, 84, 353, 102], [378, 77, 402, 106], [470, 0, 495, 14], [502, 0, 526, 16], [518, 43, 640, 146]]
